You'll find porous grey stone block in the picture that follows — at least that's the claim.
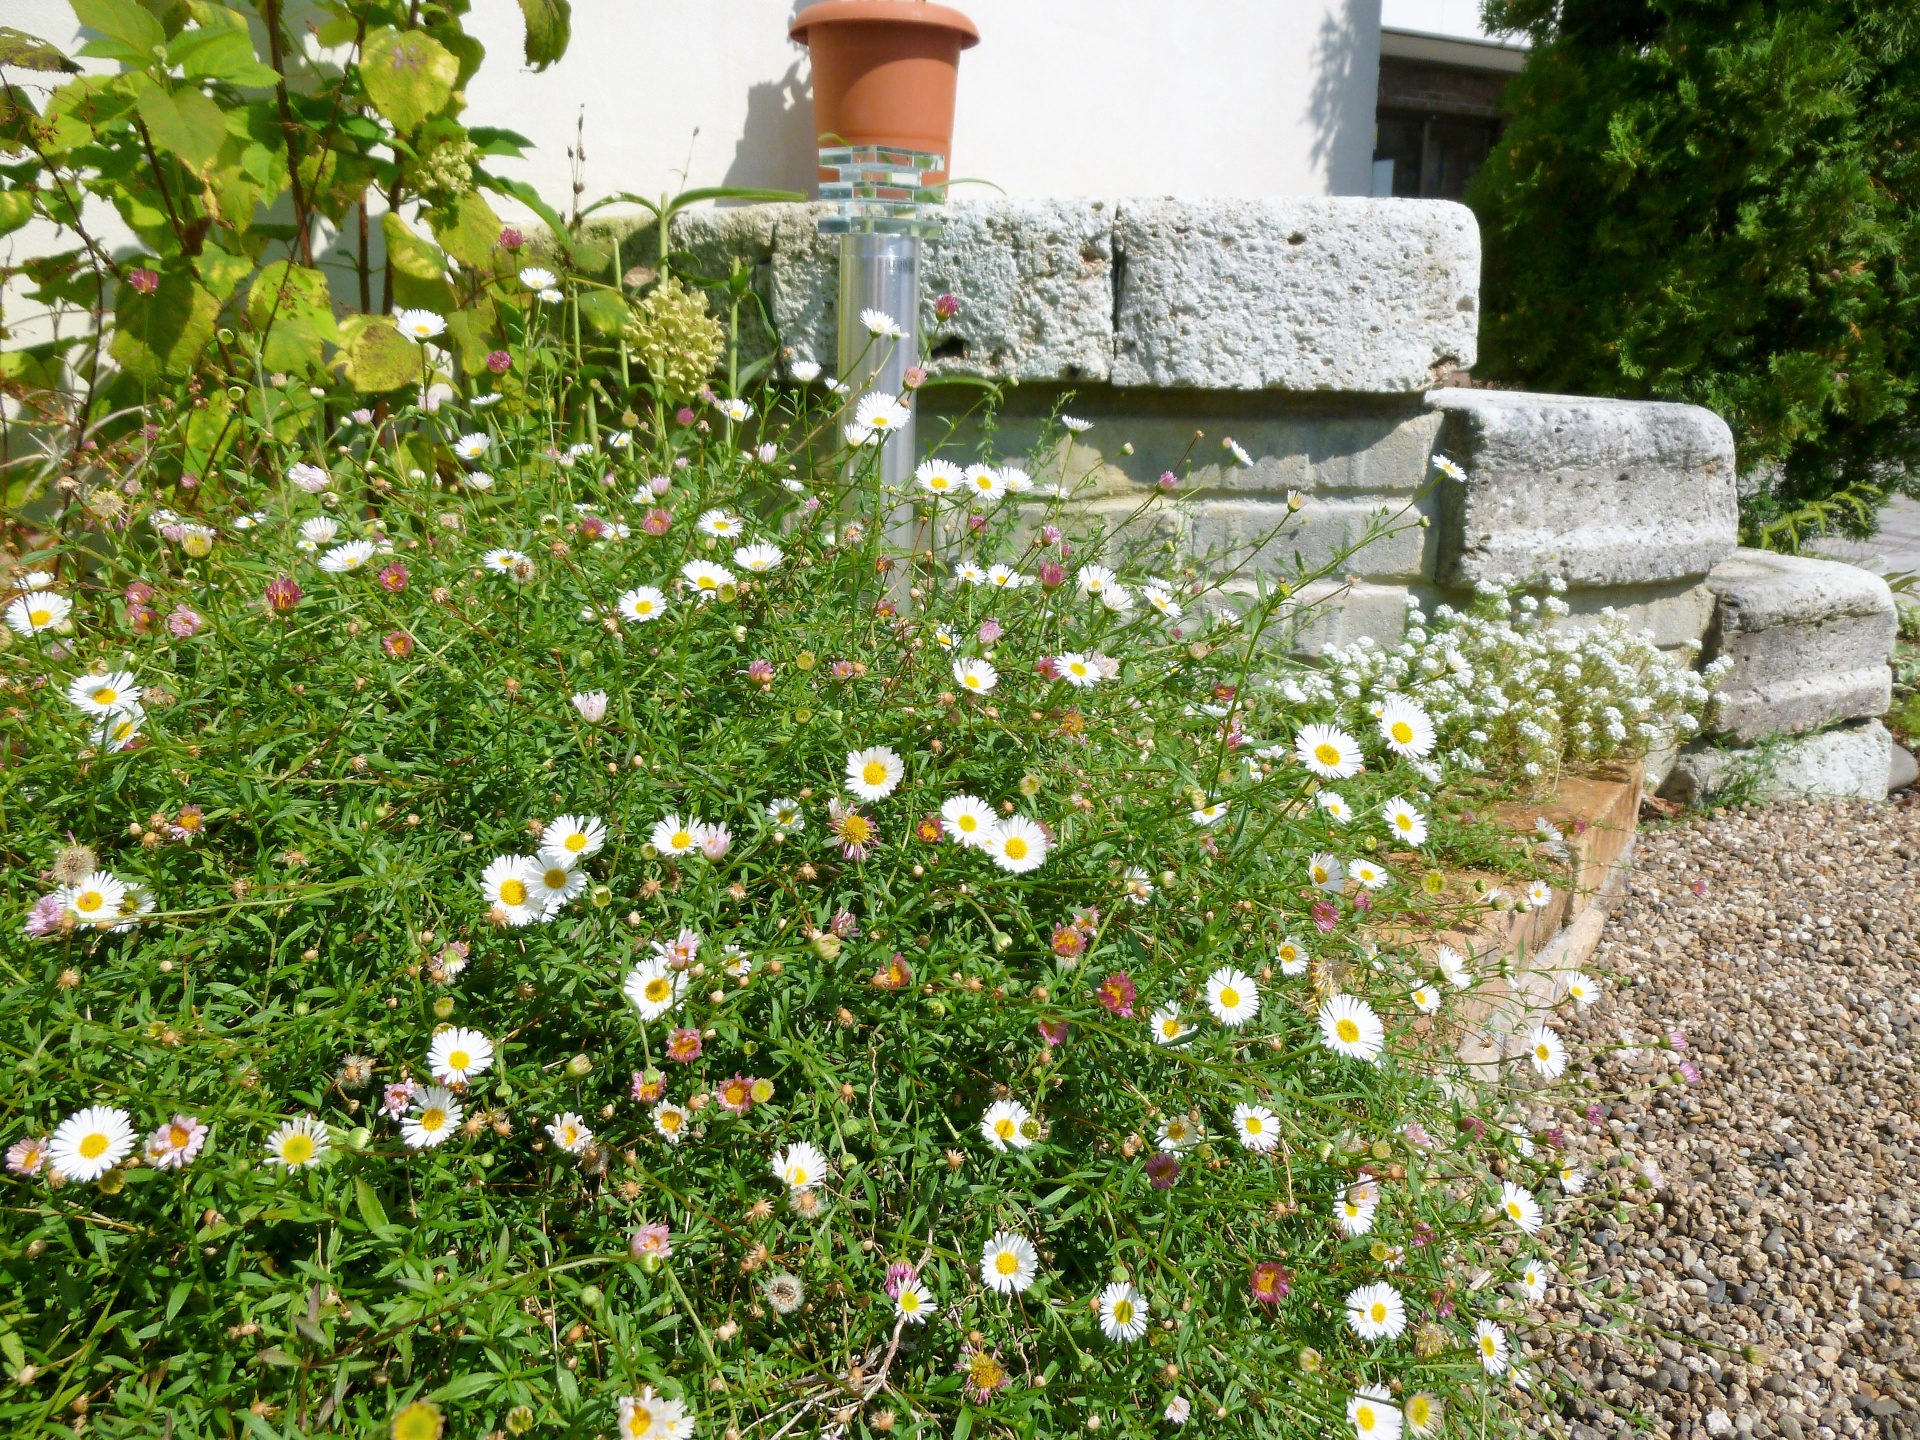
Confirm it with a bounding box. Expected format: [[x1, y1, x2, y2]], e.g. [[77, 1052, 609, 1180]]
[[1559, 581, 1718, 650], [1702, 549, 1896, 742], [1428, 389, 1739, 587], [1277, 581, 1413, 655], [1663, 720, 1895, 804], [920, 200, 1115, 382], [1189, 495, 1433, 583], [1111, 198, 1479, 393]]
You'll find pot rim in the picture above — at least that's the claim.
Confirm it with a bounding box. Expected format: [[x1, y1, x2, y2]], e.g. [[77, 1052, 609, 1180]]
[[789, 0, 980, 49]]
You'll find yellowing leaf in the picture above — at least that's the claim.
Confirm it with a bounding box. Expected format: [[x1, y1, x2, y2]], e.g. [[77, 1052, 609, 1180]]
[[110, 263, 218, 383], [339, 314, 421, 393], [247, 261, 338, 374], [359, 27, 458, 134], [429, 189, 504, 270]]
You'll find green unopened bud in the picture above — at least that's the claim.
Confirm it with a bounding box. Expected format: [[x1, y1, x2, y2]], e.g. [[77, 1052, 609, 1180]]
[[567, 1053, 593, 1077], [581, 1284, 603, 1307], [812, 934, 842, 960], [433, 996, 454, 1019], [590, 883, 613, 908], [347, 1127, 371, 1150]]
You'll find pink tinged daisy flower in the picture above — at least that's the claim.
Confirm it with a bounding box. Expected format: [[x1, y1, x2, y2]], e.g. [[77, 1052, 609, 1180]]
[[666, 1028, 703, 1063], [1249, 1261, 1292, 1305], [7, 1135, 49, 1175], [382, 1080, 419, 1119], [828, 800, 877, 861], [144, 1115, 208, 1169], [630, 1223, 673, 1259], [1145, 1152, 1180, 1189], [884, 1261, 919, 1299], [1096, 972, 1137, 1018]]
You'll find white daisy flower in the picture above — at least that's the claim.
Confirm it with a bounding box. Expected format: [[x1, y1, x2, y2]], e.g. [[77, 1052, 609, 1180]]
[[1336, 1186, 1379, 1238], [1098, 1281, 1148, 1342], [427, 1027, 494, 1086], [625, 959, 686, 1020], [1061, 416, 1093, 433], [980, 1232, 1038, 1294], [1056, 652, 1101, 687], [1318, 994, 1385, 1063], [1144, 586, 1184, 619], [464, 471, 494, 490], [537, 288, 563, 303], [651, 815, 701, 855], [1346, 1282, 1406, 1341], [1378, 698, 1438, 761], [481, 855, 543, 925], [939, 794, 995, 847], [1206, 967, 1260, 1027], [1525, 1024, 1567, 1079], [1516, 1260, 1550, 1303], [953, 657, 998, 694], [1436, 945, 1471, 989], [66, 670, 140, 716], [771, 1139, 829, 1191], [1349, 1385, 1403, 1440], [1307, 852, 1345, 892], [953, 561, 989, 585], [402, 1087, 462, 1150], [1157, 1116, 1201, 1152], [1475, 1318, 1510, 1374], [1296, 723, 1363, 779], [698, 510, 745, 538], [985, 564, 1030, 589], [91, 707, 146, 752], [1528, 879, 1553, 907], [547, 1112, 593, 1154], [716, 397, 753, 423], [1191, 800, 1229, 826], [6, 589, 73, 635], [962, 464, 1005, 501], [64, 871, 127, 926], [1499, 1180, 1543, 1235], [1348, 857, 1390, 890], [1233, 1102, 1279, 1152], [859, 308, 900, 337], [299, 516, 339, 548], [317, 540, 376, 573], [619, 1389, 693, 1440], [540, 813, 606, 863], [1562, 971, 1600, 1008], [394, 308, 445, 340], [264, 1114, 330, 1170], [980, 1098, 1034, 1152], [48, 1106, 135, 1181], [1431, 453, 1468, 482], [767, 797, 805, 831], [1122, 867, 1155, 906], [983, 815, 1048, 873], [517, 267, 557, 289], [1316, 789, 1352, 822], [1558, 1165, 1587, 1194], [845, 745, 905, 800], [527, 856, 585, 916], [1382, 797, 1428, 847], [481, 547, 529, 575], [652, 1101, 690, 1144], [1405, 1394, 1443, 1439], [894, 1280, 934, 1324], [618, 585, 668, 624], [916, 459, 964, 499], [453, 432, 490, 460], [680, 560, 736, 596], [1150, 1005, 1192, 1045], [851, 392, 910, 438], [1410, 984, 1441, 1014], [788, 359, 822, 383], [734, 542, 785, 572]]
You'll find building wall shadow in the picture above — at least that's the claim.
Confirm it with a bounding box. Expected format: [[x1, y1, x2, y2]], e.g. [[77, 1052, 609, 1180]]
[[721, 58, 819, 199]]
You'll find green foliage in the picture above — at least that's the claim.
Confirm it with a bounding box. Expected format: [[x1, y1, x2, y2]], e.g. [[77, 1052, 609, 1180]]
[[1472, 0, 1920, 543], [0, 283, 1622, 1436]]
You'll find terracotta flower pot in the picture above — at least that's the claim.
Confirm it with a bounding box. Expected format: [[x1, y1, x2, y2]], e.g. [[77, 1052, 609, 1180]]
[[790, 0, 980, 182]]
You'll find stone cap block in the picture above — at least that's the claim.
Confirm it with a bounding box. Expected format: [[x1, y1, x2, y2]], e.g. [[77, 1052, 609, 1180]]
[[1111, 198, 1479, 393], [1428, 388, 1739, 587], [1702, 548, 1896, 741]]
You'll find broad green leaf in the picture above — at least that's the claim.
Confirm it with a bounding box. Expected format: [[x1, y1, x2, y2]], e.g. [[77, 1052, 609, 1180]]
[[576, 288, 627, 336], [0, 26, 80, 72], [353, 1178, 388, 1231], [476, 171, 567, 246], [0, 190, 34, 238], [429, 189, 505, 269], [339, 314, 421, 393], [133, 78, 226, 168], [514, 0, 570, 71], [248, 260, 338, 373], [359, 27, 458, 134], [109, 262, 217, 382], [193, 242, 252, 300], [40, 74, 137, 153], [168, 26, 279, 86], [70, 0, 165, 59], [383, 210, 456, 313], [445, 300, 500, 375]]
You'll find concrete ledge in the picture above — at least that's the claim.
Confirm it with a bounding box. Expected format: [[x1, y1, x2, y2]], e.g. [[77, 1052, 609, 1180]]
[[1701, 548, 1897, 741], [1662, 719, 1896, 804], [1428, 388, 1739, 587]]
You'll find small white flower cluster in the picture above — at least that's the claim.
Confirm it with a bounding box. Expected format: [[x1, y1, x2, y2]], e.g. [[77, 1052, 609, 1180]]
[[1278, 582, 1726, 780], [479, 814, 607, 925]]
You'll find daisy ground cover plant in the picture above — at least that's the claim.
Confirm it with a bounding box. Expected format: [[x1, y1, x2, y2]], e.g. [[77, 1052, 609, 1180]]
[[0, 297, 1713, 1437]]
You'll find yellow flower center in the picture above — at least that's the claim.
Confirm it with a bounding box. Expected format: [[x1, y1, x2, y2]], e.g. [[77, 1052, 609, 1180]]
[[671, 830, 692, 849], [994, 1119, 1016, 1140], [1507, 1202, 1523, 1219], [1113, 1299, 1134, 1325], [1162, 1022, 1179, 1038], [1219, 987, 1240, 1008], [697, 575, 717, 591], [29, 607, 51, 626], [1245, 1116, 1263, 1134], [75, 891, 104, 913], [1482, 1336, 1497, 1355], [1392, 721, 1414, 743], [863, 761, 888, 786], [787, 1165, 809, 1186], [1356, 1406, 1376, 1432], [1002, 836, 1028, 860], [645, 979, 670, 1002], [628, 1405, 655, 1438], [900, 1291, 919, 1312], [958, 814, 977, 832], [660, 1111, 681, 1133], [1337, 1018, 1361, 1043], [1536, 1044, 1551, 1061], [93, 687, 116, 705], [1409, 1400, 1431, 1426], [281, 1135, 315, 1165], [80, 1133, 109, 1159], [448, 1050, 470, 1071], [565, 833, 587, 852], [1371, 1303, 1388, 1322], [839, 815, 873, 844], [167, 1125, 191, 1148], [421, 1107, 446, 1131], [995, 1252, 1019, 1275], [970, 1354, 1005, 1389], [1397, 815, 1412, 830], [499, 880, 527, 906], [1314, 743, 1341, 767], [636, 600, 654, 615], [543, 868, 569, 889]]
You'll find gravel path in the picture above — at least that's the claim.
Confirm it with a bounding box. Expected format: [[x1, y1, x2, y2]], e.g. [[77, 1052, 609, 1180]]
[[1519, 799, 1920, 1440]]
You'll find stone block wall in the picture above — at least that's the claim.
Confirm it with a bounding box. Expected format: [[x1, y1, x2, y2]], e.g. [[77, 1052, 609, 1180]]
[[661, 199, 1900, 798]]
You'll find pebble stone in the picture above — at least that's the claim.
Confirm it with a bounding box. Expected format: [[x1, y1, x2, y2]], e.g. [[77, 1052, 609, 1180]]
[[1513, 798, 1920, 1440]]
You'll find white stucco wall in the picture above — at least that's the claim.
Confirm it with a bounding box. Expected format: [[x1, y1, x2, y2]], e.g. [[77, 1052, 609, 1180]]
[[1379, 0, 1515, 43]]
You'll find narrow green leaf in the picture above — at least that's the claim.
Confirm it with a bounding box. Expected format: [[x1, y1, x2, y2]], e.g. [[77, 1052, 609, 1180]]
[[353, 1177, 388, 1231]]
